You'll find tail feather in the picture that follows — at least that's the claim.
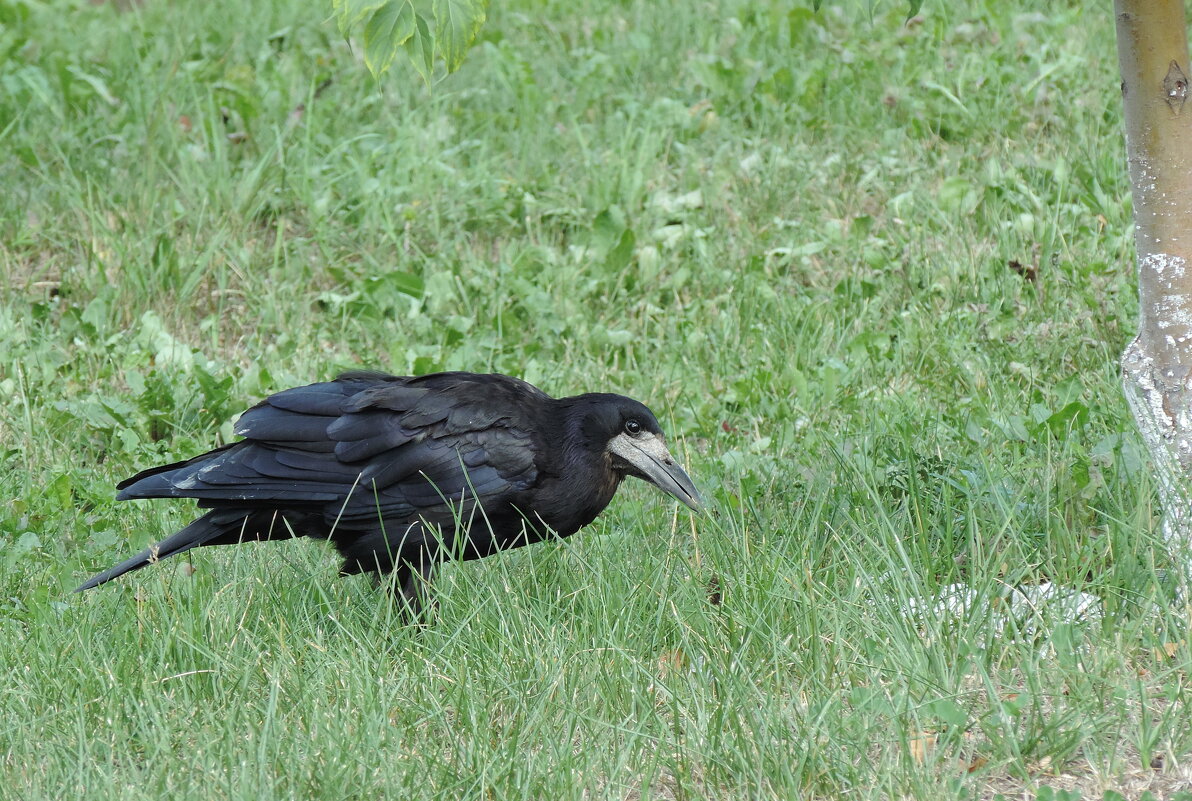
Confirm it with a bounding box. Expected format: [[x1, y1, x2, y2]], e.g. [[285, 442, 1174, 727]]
[[74, 509, 248, 592]]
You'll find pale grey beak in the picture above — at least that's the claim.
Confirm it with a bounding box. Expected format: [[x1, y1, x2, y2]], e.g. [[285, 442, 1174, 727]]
[[608, 432, 702, 512]]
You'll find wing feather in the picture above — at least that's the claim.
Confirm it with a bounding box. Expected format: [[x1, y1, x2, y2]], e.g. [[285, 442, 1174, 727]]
[[234, 406, 336, 442], [266, 383, 355, 416], [328, 411, 418, 462]]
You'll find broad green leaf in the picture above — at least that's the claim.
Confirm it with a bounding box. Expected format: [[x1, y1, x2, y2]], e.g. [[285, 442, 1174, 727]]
[[1044, 401, 1089, 438], [364, 0, 416, 76], [47, 474, 72, 510], [333, 0, 388, 32], [125, 369, 146, 397], [433, 0, 487, 73], [15, 531, 41, 554], [390, 272, 425, 298], [591, 207, 626, 251], [406, 12, 434, 83], [924, 698, 966, 728], [604, 229, 636, 273], [371, 271, 424, 298]]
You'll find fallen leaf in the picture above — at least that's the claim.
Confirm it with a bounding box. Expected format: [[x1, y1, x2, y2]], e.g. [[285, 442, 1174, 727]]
[[1008, 259, 1038, 282], [966, 755, 988, 773], [908, 732, 935, 764], [706, 575, 722, 606], [1027, 754, 1053, 773], [658, 649, 687, 679]]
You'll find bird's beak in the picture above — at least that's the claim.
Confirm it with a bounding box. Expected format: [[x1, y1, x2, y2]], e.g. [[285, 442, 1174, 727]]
[[608, 432, 702, 512]]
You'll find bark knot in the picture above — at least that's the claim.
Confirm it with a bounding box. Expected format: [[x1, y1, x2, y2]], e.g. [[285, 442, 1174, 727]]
[[1164, 60, 1188, 114]]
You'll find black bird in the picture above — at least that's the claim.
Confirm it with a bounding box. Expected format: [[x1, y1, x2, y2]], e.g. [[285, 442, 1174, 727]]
[[75, 371, 701, 608]]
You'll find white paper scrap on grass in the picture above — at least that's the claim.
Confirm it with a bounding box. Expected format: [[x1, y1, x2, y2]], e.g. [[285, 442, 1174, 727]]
[[901, 582, 1103, 637]]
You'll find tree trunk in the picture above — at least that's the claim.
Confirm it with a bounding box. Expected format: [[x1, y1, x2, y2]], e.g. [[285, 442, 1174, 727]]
[[1115, 0, 1192, 547]]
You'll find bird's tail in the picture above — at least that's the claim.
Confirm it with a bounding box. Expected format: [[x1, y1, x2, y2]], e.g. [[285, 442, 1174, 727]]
[[74, 509, 249, 592]]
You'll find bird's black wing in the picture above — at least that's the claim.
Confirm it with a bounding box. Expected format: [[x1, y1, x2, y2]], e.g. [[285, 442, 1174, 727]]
[[326, 372, 546, 528], [117, 372, 546, 528]]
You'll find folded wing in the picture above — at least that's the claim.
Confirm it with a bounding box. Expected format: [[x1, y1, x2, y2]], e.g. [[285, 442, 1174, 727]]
[[117, 373, 543, 530]]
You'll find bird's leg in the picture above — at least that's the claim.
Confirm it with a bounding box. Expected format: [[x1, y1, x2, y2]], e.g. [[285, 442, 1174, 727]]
[[391, 559, 438, 622]]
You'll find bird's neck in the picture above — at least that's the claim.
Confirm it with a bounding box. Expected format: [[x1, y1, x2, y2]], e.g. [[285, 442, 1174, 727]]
[[528, 399, 624, 534], [554, 396, 611, 466]]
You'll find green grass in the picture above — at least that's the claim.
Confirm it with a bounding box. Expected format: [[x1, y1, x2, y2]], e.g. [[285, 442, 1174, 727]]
[[2, 0, 1190, 798]]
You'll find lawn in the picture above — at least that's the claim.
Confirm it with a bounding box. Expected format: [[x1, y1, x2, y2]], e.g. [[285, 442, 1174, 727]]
[[1, 1, 1189, 798]]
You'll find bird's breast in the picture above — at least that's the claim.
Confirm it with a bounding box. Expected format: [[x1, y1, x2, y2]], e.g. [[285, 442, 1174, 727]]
[[526, 469, 622, 538]]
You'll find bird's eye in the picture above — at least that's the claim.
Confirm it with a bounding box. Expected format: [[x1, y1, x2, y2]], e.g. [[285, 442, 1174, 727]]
[[624, 419, 642, 436]]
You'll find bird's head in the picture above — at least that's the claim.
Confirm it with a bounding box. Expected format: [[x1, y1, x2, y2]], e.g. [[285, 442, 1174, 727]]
[[572, 394, 702, 512]]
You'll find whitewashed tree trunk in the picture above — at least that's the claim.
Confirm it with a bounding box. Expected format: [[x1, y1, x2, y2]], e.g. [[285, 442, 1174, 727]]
[[1115, 0, 1192, 547]]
